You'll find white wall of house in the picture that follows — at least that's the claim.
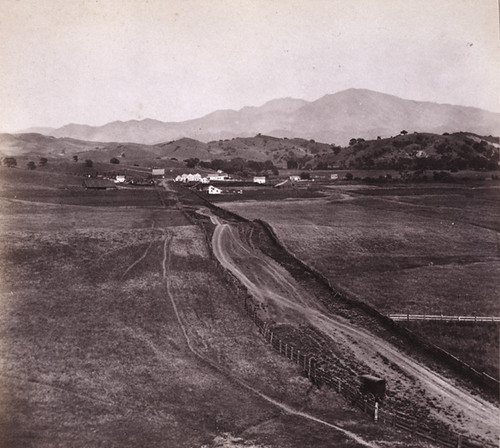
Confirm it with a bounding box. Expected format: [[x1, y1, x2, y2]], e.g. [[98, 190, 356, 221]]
[[208, 185, 222, 194]]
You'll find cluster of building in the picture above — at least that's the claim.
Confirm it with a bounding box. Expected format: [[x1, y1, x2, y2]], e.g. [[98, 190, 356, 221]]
[[174, 171, 266, 184]]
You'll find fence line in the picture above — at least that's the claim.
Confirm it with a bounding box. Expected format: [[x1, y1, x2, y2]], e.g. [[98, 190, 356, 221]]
[[243, 299, 495, 448], [389, 313, 500, 323], [254, 219, 499, 393]]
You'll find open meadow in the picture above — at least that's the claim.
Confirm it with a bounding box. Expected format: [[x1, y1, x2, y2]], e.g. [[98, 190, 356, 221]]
[[0, 166, 430, 447], [219, 182, 500, 379]]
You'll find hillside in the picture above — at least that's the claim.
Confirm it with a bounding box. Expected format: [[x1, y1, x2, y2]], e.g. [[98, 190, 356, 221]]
[[1, 131, 498, 174], [311, 132, 500, 172], [19, 89, 500, 145]]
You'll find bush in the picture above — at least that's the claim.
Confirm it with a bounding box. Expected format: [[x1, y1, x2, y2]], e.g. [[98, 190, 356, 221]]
[[110, 158, 120, 164], [2, 157, 17, 168]]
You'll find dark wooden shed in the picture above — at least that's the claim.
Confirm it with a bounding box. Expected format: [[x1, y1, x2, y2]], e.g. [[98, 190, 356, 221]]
[[358, 374, 386, 400]]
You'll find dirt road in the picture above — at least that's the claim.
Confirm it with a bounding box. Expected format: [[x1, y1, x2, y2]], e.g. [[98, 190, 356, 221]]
[[207, 210, 499, 443], [161, 228, 381, 448]]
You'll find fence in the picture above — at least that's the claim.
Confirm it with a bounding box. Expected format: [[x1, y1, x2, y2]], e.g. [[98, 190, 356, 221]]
[[389, 313, 500, 323], [192, 199, 498, 447], [254, 219, 500, 394], [243, 299, 494, 448]]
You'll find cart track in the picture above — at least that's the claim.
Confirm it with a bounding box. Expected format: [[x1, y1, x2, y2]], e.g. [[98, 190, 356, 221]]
[[208, 212, 499, 442], [161, 231, 380, 448]]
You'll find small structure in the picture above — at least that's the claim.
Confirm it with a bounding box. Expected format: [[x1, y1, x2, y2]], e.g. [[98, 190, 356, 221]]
[[253, 176, 266, 184], [358, 375, 386, 401], [207, 171, 229, 181], [330, 173, 339, 180], [208, 185, 222, 195], [152, 168, 165, 177], [175, 173, 202, 183], [289, 175, 301, 182], [82, 179, 117, 190], [115, 175, 126, 183]]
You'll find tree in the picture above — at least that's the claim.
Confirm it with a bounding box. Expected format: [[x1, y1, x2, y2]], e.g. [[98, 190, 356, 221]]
[[27, 161, 36, 170], [73, 155, 78, 162], [84, 159, 93, 168], [299, 172, 310, 180], [349, 138, 357, 146], [39, 157, 48, 166], [2, 157, 17, 168], [184, 157, 200, 168], [345, 172, 353, 180], [400, 130, 408, 135], [110, 157, 120, 164]]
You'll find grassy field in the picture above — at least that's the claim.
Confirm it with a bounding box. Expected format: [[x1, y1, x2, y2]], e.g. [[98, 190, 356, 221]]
[[0, 168, 429, 447], [219, 182, 500, 377]]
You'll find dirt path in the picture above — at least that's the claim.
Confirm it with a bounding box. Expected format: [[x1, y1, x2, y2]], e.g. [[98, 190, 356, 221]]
[[207, 210, 499, 443], [161, 230, 381, 448]]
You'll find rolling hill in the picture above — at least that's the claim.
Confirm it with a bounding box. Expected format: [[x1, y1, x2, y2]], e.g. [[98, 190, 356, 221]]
[[19, 89, 500, 145], [1, 130, 498, 175]]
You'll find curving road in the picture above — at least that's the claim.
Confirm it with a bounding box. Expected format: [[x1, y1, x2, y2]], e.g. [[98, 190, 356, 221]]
[[207, 210, 499, 443]]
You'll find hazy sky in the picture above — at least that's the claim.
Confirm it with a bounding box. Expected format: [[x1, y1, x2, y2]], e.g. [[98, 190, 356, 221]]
[[1, 0, 499, 131]]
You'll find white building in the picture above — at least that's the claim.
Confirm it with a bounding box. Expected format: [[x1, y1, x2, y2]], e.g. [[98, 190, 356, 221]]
[[207, 172, 228, 181], [175, 173, 202, 182], [253, 176, 266, 184], [208, 185, 222, 194], [289, 175, 301, 182], [330, 173, 339, 180], [152, 168, 165, 177]]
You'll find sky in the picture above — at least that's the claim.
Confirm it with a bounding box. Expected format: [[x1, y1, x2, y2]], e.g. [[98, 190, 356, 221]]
[[1, 0, 499, 131]]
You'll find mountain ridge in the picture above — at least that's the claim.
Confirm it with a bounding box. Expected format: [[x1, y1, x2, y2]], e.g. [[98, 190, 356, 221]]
[[17, 89, 500, 145]]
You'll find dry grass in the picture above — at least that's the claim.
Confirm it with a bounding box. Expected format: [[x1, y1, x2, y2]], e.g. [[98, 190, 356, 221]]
[[0, 200, 415, 447], [220, 184, 500, 377]]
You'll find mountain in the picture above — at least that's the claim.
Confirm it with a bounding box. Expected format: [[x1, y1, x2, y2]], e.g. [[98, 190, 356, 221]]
[[15, 89, 500, 146]]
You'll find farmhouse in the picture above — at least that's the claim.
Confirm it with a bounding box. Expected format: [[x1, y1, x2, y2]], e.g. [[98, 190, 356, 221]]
[[330, 173, 339, 180], [82, 179, 117, 190], [115, 175, 126, 183], [152, 168, 165, 177], [207, 171, 229, 181], [175, 173, 202, 183], [289, 175, 301, 182], [208, 185, 222, 195], [253, 176, 266, 184]]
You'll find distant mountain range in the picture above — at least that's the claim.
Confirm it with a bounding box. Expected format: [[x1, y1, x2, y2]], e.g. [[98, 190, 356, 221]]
[[19, 89, 500, 145]]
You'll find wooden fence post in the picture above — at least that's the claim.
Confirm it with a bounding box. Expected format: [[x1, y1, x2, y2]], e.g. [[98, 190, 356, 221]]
[[279, 340, 282, 354], [456, 435, 462, 448], [374, 402, 379, 422], [296, 349, 300, 365]]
